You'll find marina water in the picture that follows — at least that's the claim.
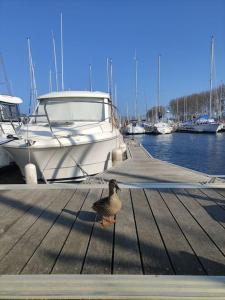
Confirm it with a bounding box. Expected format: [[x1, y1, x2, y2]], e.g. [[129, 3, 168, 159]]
[[135, 132, 225, 176]]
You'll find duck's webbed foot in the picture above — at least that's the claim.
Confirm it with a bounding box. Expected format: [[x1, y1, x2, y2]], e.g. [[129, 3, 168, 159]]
[[100, 216, 116, 227]]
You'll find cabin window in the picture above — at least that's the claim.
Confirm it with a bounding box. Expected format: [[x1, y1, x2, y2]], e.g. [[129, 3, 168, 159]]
[[36, 98, 106, 123], [0, 104, 19, 122]]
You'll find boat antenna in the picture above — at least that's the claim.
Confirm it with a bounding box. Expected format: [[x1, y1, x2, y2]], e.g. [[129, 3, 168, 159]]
[[52, 31, 59, 91], [60, 12, 64, 90], [27, 37, 37, 114], [114, 83, 117, 107], [209, 35, 214, 118], [89, 64, 93, 91], [134, 50, 138, 120], [0, 53, 12, 95], [109, 58, 113, 101], [126, 101, 129, 121], [49, 69, 52, 92], [106, 57, 110, 93]]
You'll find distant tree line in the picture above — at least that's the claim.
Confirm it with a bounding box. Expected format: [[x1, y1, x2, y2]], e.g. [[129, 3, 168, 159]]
[[145, 84, 225, 123], [169, 84, 225, 121]]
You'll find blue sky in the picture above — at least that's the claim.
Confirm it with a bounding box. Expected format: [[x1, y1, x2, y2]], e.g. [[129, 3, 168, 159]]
[[0, 0, 225, 116]]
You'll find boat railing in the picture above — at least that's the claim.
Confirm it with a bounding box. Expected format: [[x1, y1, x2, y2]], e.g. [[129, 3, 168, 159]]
[[19, 101, 121, 140]]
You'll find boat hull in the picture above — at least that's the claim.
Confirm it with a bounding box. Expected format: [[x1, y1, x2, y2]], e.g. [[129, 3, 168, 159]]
[[124, 125, 145, 135], [0, 123, 20, 167], [153, 122, 173, 134], [4, 136, 122, 182], [178, 123, 222, 133]]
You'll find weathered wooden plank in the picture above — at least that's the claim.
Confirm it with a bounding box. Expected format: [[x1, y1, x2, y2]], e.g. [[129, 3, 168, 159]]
[[0, 190, 59, 261], [82, 189, 114, 274], [52, 189, 102, 274], [131, 188, 173, 274], [215, 189, 225, 199], [0, 190, 30, 218], [145, 189, 204, 275], [0, 190, 41, 233], [200, 189, 225, 225], [172, 189, 225, 275], [178, 189, 225, 256], [113, 189, 142, 274], [21, 189, 89, 274], [0, 189, 75, 274], [1, 274, 225, 299], [202, 188, 225, 206]]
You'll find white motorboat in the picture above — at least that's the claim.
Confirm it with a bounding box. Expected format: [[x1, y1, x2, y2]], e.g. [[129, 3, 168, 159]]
[[153, 121, 173, 134], [0, 94, 22, 167], [3, 91, 124, 182], [124, 121, 145, 135]]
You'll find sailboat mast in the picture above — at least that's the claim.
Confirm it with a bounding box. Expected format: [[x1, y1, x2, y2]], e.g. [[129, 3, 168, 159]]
[[60, 12, 64, 91], [52, 31, 59, 91], [156, 54, 161, 121], [209, 35, 214, 118], [27, 37, 37, 114], [134, 51, 138, 120]]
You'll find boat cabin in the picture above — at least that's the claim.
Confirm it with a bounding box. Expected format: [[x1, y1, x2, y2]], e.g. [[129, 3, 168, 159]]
[[0, 95, 22, 122], [34, 91, 112, 125]]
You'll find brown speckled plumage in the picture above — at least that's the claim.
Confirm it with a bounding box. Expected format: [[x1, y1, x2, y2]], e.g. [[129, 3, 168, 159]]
[[92, 179, 122, 224]]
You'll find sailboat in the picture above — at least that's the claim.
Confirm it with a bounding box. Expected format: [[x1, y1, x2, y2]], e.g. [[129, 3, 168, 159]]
[[178, 36, 222, 133], [153, 55, 173, 135], [124, 53, 145, 135]]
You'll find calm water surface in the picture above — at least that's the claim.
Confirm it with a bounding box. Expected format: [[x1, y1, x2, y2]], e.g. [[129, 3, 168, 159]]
[[135, 132, 225, 175]]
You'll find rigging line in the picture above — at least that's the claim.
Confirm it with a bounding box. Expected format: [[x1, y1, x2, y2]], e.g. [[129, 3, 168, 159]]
[[0, 53, 12, 95]]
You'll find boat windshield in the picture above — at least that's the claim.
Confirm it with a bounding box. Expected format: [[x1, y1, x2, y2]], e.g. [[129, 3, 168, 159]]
[[35, 98, 106, 123], [0, 104, 20, 122]]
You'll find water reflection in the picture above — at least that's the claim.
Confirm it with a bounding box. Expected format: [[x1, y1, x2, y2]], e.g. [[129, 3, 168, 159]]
[[136, 132, 225, 175]]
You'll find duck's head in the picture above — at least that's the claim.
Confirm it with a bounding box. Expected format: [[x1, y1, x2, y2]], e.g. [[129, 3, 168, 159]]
[[109, 179, 120, 193]]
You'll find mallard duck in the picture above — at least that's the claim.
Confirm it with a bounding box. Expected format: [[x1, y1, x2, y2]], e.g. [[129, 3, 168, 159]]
[[92, 179, 122, 227]]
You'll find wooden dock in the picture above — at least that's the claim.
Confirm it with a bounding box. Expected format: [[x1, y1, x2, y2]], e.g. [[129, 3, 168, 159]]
[[0, 139, 225, 298], [1, 187, 225, 276], [95, 138, 211, 184]]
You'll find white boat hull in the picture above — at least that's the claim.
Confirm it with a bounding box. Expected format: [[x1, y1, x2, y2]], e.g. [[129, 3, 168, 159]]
[[153, 122, 173, 134], [0, 123, 19, 167], [125, 124, 145, 135], [179, 123, 222, 133], [4, 136, 122, 181]]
